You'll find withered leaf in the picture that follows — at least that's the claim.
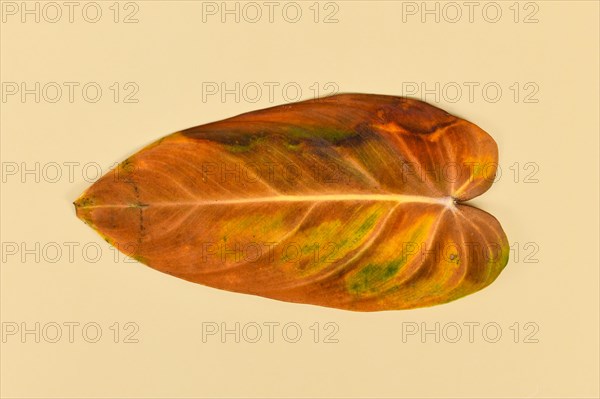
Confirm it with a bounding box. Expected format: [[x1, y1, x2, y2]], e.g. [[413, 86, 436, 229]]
[[74, 93, 508, 311]]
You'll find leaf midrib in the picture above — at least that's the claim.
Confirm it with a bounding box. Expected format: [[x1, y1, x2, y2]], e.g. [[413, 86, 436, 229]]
[[77, 194, 456, 209]]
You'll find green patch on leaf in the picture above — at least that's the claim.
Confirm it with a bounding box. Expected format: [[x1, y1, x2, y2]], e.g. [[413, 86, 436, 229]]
[[347, 258, 407, 295], [285, 126, 355, 143], [224, 135, 268, 153]]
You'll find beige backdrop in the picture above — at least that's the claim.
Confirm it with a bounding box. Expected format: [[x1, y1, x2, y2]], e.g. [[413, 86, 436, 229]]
[[1, 1, 599, 398]]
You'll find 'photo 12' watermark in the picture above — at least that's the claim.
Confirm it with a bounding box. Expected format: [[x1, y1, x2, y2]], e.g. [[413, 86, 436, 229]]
[[1, 1, 140, 23], [400, 81, 540, 104], [401, 321, 540, 343], [201, 321, 339, 343], [399, 1, 540, 24], [1, 82, 140, 104], [0, 239, 539, 266], [2, 321, 140, 343], [201, 81, 339, 103], [201, 1, 340, 23], [0, 159, 540, 185]]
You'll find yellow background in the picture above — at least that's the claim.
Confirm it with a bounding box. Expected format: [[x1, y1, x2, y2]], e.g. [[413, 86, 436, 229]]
[[1, 1, 598, 398]]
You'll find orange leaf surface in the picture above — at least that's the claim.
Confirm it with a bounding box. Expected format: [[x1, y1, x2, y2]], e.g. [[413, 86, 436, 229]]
[[74, 94, 508, 311]]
